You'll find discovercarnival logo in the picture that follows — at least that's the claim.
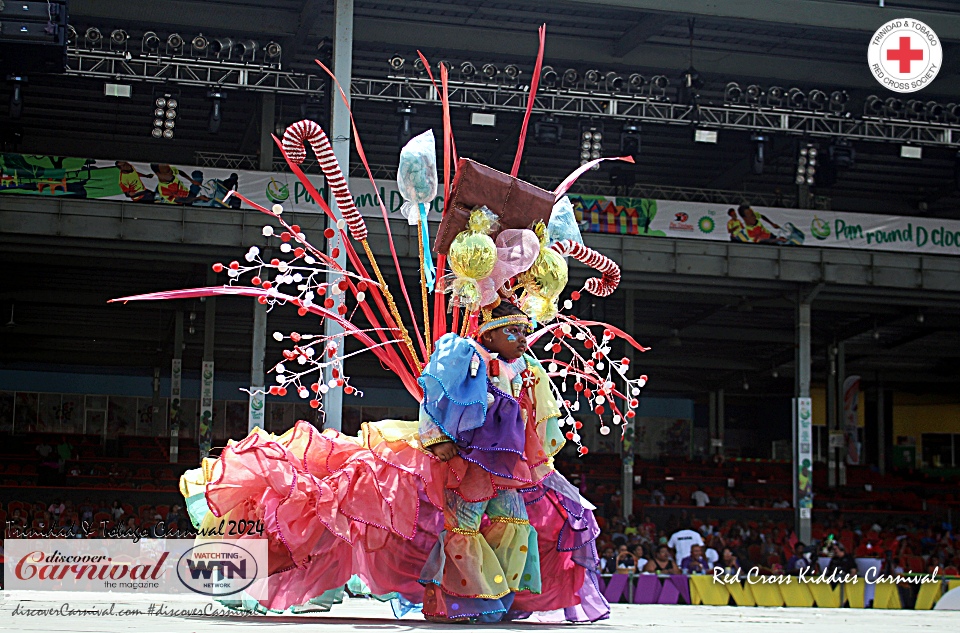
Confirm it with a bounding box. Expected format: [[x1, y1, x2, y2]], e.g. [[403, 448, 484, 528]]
[[6, 539, 267, 598]]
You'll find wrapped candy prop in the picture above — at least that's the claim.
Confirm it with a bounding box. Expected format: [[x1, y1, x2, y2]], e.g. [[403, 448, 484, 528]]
[[547, 196, 584, 246], [520, 222, 569, 322], [397, 130, 439, 290], [476, 228, 540, 307], [445, 206, 498, 311]]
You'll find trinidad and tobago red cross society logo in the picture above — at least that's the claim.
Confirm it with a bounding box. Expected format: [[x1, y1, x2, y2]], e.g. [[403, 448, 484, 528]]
[[869, 19, 942, 93]]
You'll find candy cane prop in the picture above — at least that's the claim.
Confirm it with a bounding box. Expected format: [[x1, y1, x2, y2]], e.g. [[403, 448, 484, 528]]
[[283, 120, 368, 242], [282, 119, 422, 370], [550, 239, 621, 297]]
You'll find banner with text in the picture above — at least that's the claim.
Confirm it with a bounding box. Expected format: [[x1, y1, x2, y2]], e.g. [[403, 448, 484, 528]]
[[567, 195, 960, 256], [3, 153, 958, 256]]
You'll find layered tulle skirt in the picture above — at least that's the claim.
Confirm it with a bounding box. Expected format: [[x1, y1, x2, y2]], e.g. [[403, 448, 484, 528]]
[[179, 419, 609, 622]]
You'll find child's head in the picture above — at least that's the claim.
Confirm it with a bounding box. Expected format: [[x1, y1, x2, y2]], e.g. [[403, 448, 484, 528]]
[[115, 161, 135, 173], [478, 301, 531, 361], [727, 208, 737, 218]]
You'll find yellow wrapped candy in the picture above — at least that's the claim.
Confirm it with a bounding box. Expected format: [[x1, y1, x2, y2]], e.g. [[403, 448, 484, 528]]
[[522, 294, 560, 323], [518, 221, 568, 323], [525, 247, 568, 298], [446, 207, 498, 311]]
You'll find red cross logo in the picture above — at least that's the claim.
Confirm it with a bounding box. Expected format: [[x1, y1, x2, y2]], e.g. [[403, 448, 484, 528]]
[[887, 36, 924, 73]]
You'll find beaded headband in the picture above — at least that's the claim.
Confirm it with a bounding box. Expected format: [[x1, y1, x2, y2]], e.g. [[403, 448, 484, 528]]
[[478, 313, 532, 337]]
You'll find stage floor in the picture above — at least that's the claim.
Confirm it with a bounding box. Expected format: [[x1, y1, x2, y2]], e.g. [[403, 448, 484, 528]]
[[1, 591, 955, 632]]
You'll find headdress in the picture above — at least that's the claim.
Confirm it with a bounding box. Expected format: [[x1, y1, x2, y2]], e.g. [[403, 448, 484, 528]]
[[478, 300, 532, 337], [111, 26, 650, 456]]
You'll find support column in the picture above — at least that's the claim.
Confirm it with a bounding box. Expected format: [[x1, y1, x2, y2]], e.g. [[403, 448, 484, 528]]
[[836, 341, 847, 486], [877, 383, 886, 475], [826, 343, 838, 488], [794, 294, 813, 544], [322, 0, 353, 432], [249, 298, 267, 433], [248, 94, 274, 433], [169, 311, 183, 464], [200, 270, 216, 458], [621, 289, 635, 520], [708, 391, 717, 453], [717, 389, 725, 454], [259, 93, 276, 171]]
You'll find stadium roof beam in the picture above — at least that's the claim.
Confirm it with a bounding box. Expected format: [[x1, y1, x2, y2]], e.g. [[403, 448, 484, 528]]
[[610, 13, 671, 59], [352, 16, 888, 92], [286, 0, 330, 63], [564, 0, 960, 41], [70, 0, 299, 35]]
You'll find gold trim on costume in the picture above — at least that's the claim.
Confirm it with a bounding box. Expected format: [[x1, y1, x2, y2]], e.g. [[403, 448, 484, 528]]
[[488, 516, 530, 525]]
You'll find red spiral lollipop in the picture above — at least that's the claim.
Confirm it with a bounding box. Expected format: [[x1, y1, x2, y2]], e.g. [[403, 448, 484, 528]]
[[282, 119, 367, 242], [550, 239, 621, 297]]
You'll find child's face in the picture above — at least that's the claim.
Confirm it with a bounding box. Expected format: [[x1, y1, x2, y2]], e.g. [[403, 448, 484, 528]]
[[481, 324, 528, 360]]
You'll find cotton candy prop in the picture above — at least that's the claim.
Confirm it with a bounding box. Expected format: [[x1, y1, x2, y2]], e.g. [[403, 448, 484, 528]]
[[547, 196, 584, 246], [446, 207, 498, 311], [397, 129, 439, 289]]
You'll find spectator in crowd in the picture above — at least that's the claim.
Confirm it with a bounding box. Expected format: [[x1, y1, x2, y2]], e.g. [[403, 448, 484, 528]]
[[79, 500, 94, 524], [650, 487, 666, 506], [691, 487, 710, 507], [8, 508, 27, 528], [56, 436, 73, 471], [599, 547, 617, 575], [643, 544, 681, 575], [48, 499, 65, 520], [785, 542, 811, 574], [615, 544, 637, 574], [715, 547, 741, 574], [680, 544, 710, 574], [165, 504, 183, 528], [827, 542, 858, 577], [705, 535, 722, 567], [111, 500, 124, 521], [668, 525, 705, 564], [35, 440, 53, 460], [632, 544, 648, 571]]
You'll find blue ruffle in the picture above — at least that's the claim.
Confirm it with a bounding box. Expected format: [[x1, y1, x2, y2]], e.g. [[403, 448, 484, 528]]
[[417, 334, 488, 440]]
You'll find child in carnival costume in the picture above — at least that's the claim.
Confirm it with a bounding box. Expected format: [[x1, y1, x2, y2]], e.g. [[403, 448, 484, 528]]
[[417, 299, 585, 622], [116, 26, 647, 624]]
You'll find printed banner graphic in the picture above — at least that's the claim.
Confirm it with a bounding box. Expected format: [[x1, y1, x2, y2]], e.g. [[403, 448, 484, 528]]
[[794, 397, 813, 518], [5, 539, 268, 597], [3, 153, 959, 256], [199, 361, 214, 456]]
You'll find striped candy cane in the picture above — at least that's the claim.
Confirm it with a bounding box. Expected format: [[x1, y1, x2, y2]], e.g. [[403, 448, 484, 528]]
[[550, 239, 621, 297], [282, 120, 368, 242]]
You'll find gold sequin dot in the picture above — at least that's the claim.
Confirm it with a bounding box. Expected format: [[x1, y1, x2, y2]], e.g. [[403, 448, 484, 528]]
[[494, 575, 503, 584], [461, 579, 467, 586], [523, 574, 531, 581], [455, 554, 462, 560], [513, 574, 519, 580], [551, 439, 557, 446], [519, 545, 528, 552]]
